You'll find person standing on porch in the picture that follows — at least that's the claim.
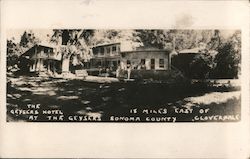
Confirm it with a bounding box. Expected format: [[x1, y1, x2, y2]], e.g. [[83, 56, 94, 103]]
[[127, 64, 132, 80], [116, 66, 121, 78]]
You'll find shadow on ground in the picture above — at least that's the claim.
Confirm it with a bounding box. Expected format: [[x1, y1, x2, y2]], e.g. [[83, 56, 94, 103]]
[[6, 76, 241, 122]]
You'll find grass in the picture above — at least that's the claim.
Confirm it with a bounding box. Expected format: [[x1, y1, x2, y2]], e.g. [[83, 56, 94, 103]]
[[6, 76, 241, 122]]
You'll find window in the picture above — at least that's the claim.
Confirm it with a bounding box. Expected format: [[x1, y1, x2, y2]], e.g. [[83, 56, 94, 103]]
[[105, 61, 110, 67], [93, 48, 99, 54], [141, 59, 145, 65], [112, 61, 117, 67], [100, 47, 104, 54], [107, 47, 110, 54], [97, 61, 101, 67], [159, 59, 165, 68], [140, 59, 146, 69], [150, 59, 155, 69], [112, 46, 116, 52]]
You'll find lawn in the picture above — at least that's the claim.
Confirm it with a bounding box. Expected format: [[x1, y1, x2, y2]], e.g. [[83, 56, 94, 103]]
[[6, 75, 240, 122]]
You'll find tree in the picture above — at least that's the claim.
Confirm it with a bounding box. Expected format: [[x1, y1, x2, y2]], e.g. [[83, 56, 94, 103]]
[[135, 30, 170, 49], [79, 29, 95, 46], [50, 29, 94, 72], [7, 30, 40, 73], [20, 30, 39, 48], [189, 49, 217, 79], [135, 30, 216, 51], [7, 39, 21, 71], [211, 31, 241, 79], [186, 30, 221, 79]]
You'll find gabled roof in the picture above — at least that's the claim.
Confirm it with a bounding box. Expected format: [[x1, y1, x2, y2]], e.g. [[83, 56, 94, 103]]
[[22, 43, 55, 56]]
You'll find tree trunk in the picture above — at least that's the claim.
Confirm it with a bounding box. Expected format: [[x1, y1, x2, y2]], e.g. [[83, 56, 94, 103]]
[[62, 57, 70, 73]]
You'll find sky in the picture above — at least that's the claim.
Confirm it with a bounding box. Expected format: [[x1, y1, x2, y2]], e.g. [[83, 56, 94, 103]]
[[7, 29, 54, 43], [2, 0, 247, 29], [3, 0, 246, 43]]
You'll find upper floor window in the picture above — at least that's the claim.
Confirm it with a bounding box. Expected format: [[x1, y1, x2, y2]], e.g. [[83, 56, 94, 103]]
[[112, 46, 117, 52], [107, 47, 110, 54], [100, 47, 104, 55], [93, 48, 99, 54]]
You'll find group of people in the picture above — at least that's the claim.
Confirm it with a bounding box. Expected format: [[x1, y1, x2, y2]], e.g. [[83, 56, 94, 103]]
[[97, 65, 132, 79], [115, 65, 132, 79], [98, 61, 147, 79]]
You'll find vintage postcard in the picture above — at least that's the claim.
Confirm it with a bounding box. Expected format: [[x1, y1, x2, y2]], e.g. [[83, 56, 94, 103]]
[[6, 29, 241, 122], [1, 0, 249, 158]]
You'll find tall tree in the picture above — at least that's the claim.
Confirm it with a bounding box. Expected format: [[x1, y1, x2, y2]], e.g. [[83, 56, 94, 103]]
[[20, 30, 39, 48], [135, 30, 170, 49], [135, 29, 216, 51], [50, 29, 94, 72], [7, 30, 40, 72], [211, 30, 241, 79], [7, 39, 21, 71]]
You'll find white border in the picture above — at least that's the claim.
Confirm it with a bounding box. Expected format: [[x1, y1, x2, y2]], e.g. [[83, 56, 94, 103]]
[[0, 0, 249, 158]]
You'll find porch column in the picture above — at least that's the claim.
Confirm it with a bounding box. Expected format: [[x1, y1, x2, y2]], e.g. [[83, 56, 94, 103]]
[[36, 59, 40, 71], [40, 59, 44, 71], [53, 61, 56, 73], [30, 60, 35, 71], [47, 60, 51, 72]]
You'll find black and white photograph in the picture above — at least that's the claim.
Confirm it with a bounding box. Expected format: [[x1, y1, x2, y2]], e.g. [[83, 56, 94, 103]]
[[6, 29, 241, 122], [1, 0, 249, 158]]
